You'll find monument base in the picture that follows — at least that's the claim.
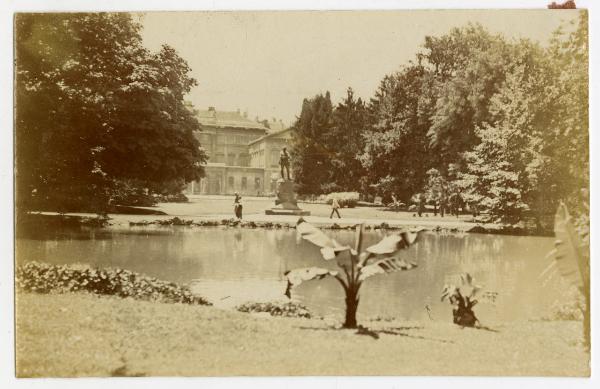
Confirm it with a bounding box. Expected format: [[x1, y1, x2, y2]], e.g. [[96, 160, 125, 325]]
[[265, 178, 310, 216], [265, 208, 311, 216]]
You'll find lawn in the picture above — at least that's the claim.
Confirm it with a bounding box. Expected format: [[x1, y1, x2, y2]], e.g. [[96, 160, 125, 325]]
[[15, 292, 589, 377]]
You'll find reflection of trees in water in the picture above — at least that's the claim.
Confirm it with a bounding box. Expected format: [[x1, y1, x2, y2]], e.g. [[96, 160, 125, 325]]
[[20, 227, 558, 321], [358, 232, 555, 321]]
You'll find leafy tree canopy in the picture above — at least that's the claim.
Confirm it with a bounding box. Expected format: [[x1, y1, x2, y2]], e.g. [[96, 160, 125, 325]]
[[15, 13, 207, 212]]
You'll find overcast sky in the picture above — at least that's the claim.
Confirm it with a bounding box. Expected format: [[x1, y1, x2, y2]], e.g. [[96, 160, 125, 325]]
[[140, 10, 579, 125]]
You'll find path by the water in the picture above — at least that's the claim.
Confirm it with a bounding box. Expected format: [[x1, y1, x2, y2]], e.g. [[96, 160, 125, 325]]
[[40, 195, 495, 232]]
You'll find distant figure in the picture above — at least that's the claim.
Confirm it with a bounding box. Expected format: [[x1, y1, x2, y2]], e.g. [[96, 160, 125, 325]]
[[234, 192, 243, 219], [279, 147, 291, 180], [440, 196, 446, 218], [449, 191, 463, 218], [330, 197, 341, 219], [471, 202, 480, 218], [391, 194, 400, 212], [418, 193, 426, 217]]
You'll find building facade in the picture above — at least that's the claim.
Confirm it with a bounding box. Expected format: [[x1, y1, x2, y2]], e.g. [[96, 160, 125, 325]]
[[185, 107, 292, 196]]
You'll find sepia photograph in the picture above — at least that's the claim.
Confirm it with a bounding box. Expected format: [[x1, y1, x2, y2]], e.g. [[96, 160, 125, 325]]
[[10, 1, 592, 380]]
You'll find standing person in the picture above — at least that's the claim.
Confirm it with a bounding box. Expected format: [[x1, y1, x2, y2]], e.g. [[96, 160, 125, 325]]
[[279, 147, 291, 180], [418, 193, 426, 217], [440, 195, 446, 217], [391, 193, 399, 212], [330, 197, 341, 219], [234, 192, 243, 220]]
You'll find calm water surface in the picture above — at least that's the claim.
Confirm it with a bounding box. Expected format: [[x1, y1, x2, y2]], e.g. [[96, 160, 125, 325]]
[[16, 226, 566, 322]]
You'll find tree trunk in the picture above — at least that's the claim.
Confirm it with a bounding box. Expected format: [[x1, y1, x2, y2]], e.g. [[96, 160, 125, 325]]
[[343, 289, 359, 328]]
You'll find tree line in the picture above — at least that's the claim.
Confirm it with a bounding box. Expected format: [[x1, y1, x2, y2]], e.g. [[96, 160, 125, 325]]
[[15, 13, 207, 214], [290, 12, 588, 226]]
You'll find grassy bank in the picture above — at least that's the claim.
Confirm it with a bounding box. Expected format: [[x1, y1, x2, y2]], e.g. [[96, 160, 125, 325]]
[[15, 292, 589, 377]]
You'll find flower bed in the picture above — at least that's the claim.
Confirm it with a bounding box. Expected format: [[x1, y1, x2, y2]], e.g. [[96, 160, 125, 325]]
[[236, 301, 312, 318], [16, 262, 210, 306]]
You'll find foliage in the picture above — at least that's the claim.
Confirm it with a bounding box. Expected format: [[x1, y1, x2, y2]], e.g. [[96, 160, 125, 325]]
[[547, 202, 590, 349], [289, 92, 335, 195], [154, 193, 189, 203], [546, 11, 589, 220], [324, 192, 360, 208], [441, 273, 482, 327], [425, 25, 512, 167], [285, 219, 420, 328], [290, 89, 368, 194], [544, 296, 585, 321], [15, 13, 207, 213], [16, 262, 211, 305], [236, 301, 312, 319], [289, 13, 588, 226], [328, 88, 368, 192], [111, 179, 157, 207], [360, 66, 433, 202]]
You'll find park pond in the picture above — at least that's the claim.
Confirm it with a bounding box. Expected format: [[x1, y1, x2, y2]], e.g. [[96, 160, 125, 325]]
[[16, 224, 570, 323]]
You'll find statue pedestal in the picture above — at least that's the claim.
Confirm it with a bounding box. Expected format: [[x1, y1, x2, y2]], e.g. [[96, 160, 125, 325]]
[[265, 179, 310, 216]]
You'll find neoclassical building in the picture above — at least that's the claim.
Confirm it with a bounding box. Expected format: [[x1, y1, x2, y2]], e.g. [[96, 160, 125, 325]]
[[185, 107, 292, 196]]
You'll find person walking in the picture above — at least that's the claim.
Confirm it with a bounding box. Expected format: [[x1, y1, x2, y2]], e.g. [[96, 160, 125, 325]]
[[234, 192, 243, 220], [330, 197, 341, 219]]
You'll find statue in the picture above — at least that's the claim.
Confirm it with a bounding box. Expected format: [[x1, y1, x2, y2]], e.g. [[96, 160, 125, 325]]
[[279, 147, 291, 180], [265, 146, 309, 216]]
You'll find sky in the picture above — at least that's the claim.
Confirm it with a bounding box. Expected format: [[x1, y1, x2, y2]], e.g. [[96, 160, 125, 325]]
[[140, 10, 579, 125]]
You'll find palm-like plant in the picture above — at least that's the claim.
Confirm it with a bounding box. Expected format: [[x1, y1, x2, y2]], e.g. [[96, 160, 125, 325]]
[[441, 273, 482, 327], [547, 202, 590, 350], [284, 218, 421, 328]]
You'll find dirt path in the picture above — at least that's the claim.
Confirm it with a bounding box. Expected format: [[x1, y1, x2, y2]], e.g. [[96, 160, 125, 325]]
[[34, 195, 500, 233]]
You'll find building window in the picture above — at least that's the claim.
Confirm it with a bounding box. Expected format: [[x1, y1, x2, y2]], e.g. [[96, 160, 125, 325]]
[[228, 176, 234, 189], [214, 153, 224, 163], [227, 154, 235, 166], [238, 154, 249, 167], [255, 177, 261, 190], [241, 177, 247, 190], [270, 150, 280, 168]]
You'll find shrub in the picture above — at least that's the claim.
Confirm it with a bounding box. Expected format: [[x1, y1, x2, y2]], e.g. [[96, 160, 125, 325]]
[[154, 193, 189, 203], [16, 262, 210, 306], [111, 181, 156, 207], [236, 301, 312, 318], [325, 192, 360, 208]]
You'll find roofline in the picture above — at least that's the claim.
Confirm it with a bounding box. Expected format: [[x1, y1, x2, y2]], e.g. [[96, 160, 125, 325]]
[[248, 127, 292, 145], [198, 124, 268, 131]]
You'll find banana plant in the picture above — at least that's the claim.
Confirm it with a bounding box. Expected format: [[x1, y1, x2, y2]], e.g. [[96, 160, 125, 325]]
[[441, 273, 482, 327], [284, 218, 421, 328], [547, 202, 590, 350]]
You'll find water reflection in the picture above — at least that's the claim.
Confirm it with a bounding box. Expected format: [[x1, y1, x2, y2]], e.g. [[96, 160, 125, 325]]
[[16, 226, 567, 322]]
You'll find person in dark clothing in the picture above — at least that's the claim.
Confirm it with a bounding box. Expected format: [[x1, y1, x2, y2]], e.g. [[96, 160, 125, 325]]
[[418, 193, 426, 217], [234, 192, 243, 219]]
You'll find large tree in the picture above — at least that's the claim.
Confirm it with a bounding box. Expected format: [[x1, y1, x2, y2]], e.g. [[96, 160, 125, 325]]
[[457, 13, 588, 225], [290, 92, 334, 195], [327, 88, 368, 192], [15, 13, 206, 212], [424, 25, 512, 171], [360, 65, 433, 202]]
